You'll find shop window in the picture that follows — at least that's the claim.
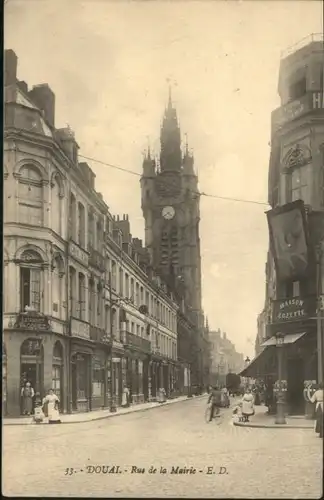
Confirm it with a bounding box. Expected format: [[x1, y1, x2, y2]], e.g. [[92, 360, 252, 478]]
[[92, 360, 103, 397], [138, 360, 143, 395], [20, 250, 43, 312], [2, 345, 7, 415], [52, 341, 63, 401], [18, 165, 43, 226]]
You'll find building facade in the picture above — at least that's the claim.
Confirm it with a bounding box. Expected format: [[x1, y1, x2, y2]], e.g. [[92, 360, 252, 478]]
[[3, 49, 179, 417], [246, 35, 324, 414], [208, 329, 244, 386], [140, 93, 209, 390]]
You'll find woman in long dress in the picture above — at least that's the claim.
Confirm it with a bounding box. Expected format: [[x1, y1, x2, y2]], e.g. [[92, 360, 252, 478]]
[[241, 388, 255, 422], [308, 383, 323, 438], [42, 389, 61, 424], [121, 387, 130, 408], [21, 382, 35, 415]]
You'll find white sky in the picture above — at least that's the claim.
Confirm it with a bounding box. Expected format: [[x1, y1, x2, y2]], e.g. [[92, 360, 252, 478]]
[[5, 0, 322, 358]]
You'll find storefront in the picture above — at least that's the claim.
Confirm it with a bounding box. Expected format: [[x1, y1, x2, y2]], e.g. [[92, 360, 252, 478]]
[[4, 311, 69, 417], [70, 341, 93, 413]]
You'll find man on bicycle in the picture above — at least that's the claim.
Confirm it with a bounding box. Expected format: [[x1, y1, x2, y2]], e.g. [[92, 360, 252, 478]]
[[207, 385, 222, 421]]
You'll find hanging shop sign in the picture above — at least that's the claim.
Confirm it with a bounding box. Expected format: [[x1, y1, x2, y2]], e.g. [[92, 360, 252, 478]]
[[267, 200, 309, 281], [272, 296, 316, 323]]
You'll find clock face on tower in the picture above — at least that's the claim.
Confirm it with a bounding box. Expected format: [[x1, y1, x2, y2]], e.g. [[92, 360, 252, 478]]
[[162, 206, 175, 220]]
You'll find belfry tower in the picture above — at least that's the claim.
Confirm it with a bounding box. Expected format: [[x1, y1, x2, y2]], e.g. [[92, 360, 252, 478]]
[[141, 91, 203, 327]]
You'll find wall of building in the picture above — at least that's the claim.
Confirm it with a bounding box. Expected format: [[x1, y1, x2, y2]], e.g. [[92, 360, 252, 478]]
[[3, 49, 181, 417]]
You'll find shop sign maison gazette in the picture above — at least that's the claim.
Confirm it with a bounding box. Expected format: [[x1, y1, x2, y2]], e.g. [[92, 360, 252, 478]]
[[272, 296, 316, 323]]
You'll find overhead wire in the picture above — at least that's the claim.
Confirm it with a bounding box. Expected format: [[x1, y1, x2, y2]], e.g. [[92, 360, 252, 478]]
[[5, 127, 269, 207]]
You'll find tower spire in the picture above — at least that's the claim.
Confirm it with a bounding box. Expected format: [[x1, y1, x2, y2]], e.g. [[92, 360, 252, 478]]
[[168, 85, 172, 109]]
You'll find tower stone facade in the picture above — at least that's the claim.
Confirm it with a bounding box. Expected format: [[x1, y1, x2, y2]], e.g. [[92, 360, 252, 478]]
[[141, 95, 203, 329]]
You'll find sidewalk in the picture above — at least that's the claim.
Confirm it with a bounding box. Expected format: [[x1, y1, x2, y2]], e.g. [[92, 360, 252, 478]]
[[3, 393, 208, 426], [233, 404, 315, 429]]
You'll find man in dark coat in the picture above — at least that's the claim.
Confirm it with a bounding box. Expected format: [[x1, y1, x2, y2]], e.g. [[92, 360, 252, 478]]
[[207, 385, 222, 421]]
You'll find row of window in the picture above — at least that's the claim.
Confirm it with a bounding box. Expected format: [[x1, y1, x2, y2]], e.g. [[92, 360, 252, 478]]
[[109, 259, 176, 331], [69, 193, 105, 251]]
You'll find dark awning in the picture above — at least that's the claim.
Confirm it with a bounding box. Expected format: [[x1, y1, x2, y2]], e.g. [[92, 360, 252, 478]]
[[261, 332, 306, 347], [239, 347, 274, 377]]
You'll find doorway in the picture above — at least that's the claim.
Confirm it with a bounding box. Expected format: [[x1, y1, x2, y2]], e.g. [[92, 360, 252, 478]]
[[287, 357, 304, 415]]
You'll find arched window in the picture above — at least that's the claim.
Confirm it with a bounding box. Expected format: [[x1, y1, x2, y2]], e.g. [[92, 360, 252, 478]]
[[18, 165, 43, 226], [20, 250, 43, 312], [52, 255, 64, 318], [69, 193, 77, 241], [52, 341, 63, 403], [51, 175, 62, 235]]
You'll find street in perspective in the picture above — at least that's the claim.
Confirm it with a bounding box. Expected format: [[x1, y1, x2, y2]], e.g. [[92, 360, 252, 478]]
[[3, 1, 324, 498]]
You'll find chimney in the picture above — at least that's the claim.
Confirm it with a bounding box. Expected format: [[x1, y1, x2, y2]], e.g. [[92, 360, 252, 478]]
[[56, 127, 79, 164], [17, 81, 28, 94], [28, 84, 55, 127], [5, 49, 18, 86]]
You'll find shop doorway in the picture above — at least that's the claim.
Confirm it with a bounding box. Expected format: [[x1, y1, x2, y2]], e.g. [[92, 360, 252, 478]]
[[71, 359, 77, 411], [287, 357, 304, 415], [20, 338, 44, 415]]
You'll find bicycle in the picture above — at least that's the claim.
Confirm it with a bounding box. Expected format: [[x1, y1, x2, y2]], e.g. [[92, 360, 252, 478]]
[[205, 404, 223, 424]]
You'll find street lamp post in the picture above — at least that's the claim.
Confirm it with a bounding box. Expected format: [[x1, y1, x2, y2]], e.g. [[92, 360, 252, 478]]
[[109, 271, 117, 413], [275, 332, 286, 425]]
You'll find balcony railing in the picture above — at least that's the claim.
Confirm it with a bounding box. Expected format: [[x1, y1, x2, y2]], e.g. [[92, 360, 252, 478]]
[[71, 317, 90, 340], [123, 331, 151, 354], [90, 325, 106, 342], [280, 33, 323, 59], [88, 245, 105, 272]]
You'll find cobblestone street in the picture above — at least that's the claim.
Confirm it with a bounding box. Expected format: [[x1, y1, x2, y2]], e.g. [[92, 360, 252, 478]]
[[3, 397, 323, 498]]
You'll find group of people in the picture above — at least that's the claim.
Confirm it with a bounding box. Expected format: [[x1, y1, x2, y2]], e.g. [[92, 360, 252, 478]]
[[21, 380, 61, 423], [207, 385, 255, 423]]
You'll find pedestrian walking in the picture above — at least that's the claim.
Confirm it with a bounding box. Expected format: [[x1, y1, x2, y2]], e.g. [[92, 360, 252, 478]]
[[207, 385, 222, 421], [21, 381, 34, 416], [221, 387, 230, 407], [121, 387, 130, 408], [241, 388, 255, 422], [42, 389, 61, 424], [308, 383, 323, 438]]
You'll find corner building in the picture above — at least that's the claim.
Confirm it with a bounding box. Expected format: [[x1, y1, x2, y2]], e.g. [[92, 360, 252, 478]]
[[3, 50, 178, 417], [141, 94, 208, 391], [247, 36, 324, 414]]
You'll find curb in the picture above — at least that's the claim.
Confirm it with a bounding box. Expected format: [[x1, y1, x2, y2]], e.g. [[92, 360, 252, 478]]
[[3, 394, 208, 426], [233, 421, 313, 429]]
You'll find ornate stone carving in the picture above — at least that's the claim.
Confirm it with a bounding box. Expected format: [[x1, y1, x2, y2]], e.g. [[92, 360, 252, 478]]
[[283, 144, 312, 170]]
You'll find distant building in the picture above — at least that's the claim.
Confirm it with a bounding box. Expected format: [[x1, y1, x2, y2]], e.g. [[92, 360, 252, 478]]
[[208, 329, 244, 385]]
